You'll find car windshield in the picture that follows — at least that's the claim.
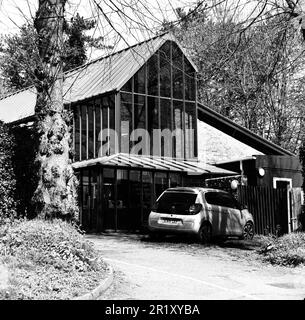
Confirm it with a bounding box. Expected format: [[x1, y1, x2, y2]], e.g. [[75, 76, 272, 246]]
[[156, 192, 197, 215]]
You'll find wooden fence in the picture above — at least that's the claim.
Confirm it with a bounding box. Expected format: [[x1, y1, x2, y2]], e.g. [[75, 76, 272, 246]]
[[289, 187, 303, 232], [238, 185, 289, 235]]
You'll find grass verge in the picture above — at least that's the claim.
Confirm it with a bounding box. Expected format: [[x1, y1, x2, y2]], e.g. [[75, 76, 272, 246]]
[[0, 219, 108, 300]]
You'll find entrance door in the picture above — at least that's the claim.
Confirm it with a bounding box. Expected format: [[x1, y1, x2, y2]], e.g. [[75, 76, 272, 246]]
[[116, 169, 130, 230], [275, 180, 291, 189], [273, 177, 292, 234], [129, 170, 142, 231], [103, 168, 116, 230]]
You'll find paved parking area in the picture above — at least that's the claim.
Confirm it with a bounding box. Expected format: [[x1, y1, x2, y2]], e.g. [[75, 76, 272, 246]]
[[88, 233, 305, 300]]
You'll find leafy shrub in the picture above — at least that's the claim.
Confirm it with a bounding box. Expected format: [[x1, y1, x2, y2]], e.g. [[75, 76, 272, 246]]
[[258, 232, 305, 266], [0, 121, 17, 223], [0, 219, 102, 272]]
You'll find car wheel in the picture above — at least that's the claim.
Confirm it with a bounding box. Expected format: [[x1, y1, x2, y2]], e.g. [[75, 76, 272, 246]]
[[198, 223, 212, 244], [243, 222, 254, 240]]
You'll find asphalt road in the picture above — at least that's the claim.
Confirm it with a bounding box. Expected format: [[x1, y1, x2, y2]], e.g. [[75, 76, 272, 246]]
[[88, 233, 305, 300]]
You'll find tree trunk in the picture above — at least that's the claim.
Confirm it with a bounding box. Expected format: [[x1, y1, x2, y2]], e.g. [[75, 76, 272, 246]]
[[33, 0, 78, 219]]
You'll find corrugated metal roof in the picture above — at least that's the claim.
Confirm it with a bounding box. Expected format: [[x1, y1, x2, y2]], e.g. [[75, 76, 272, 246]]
[[0, 32, 197, 124], [72, 153, 237, 175], [0, 87, 37, 123]]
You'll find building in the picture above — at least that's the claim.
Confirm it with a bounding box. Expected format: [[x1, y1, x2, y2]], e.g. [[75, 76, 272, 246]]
[[0, 32, 300, 233], [214, 155, 302, 189]]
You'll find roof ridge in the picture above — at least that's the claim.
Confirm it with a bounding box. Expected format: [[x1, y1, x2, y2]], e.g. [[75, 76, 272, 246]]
[[0, 32, 171, 101], [65, 31, 171, 76]]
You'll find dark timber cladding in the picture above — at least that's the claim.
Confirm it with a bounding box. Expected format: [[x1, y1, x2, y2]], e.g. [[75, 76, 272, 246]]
[[239, 185, 288, 235]]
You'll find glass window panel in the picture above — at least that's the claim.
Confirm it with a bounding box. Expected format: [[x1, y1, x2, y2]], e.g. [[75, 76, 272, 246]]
[[184, 57, 196, 101], [160, 98, 171, 157], [121, 77, 132, 92], [160, 98, 171, 130], [142, 171, 153, 225], [173, 100, 183, 159], [101, 97, 109, 156], [103, 168, 115, 230], [81, 105, 87, 160], [81, 169, 90, 228], [116, 169, 130, 230], [109, 95, 115, 155], [172, 43, 183, 99], [184, 107, 190, 159], [155, 172, 168, 199], [101, 95, 116, 156], [109, 95, 115, 132], [147, 53, 158, 96], [129, 170, 142, 230], [89, 168, 99, 230], [74, 105, 80, 161], [133, 94, 147, 155], [147, 96, 159, 156], [102, 97, 108, 131], [88, 102, 94, 159], [121, 93, 133, 153], [159, 42, 171, 97], [169, 173, 181, 188], [134, 65, 146, 94], [95, 99, 101, 158], [185, 102, 197, 158], [134, 94, 146, 130]]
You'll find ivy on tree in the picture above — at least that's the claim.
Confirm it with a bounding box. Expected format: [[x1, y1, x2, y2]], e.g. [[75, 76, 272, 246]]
[[32, 0, 78, 220]]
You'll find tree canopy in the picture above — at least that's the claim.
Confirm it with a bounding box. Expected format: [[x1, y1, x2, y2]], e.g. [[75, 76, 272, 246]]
[[171, 5, 305, 154], [0, 13, 100, 91]]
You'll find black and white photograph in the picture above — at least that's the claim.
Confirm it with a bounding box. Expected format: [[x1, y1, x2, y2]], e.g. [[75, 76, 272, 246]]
[[0, 0, 305, 308]]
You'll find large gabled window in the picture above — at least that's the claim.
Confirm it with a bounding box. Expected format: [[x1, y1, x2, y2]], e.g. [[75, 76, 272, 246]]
[[73, 40, 198, 161], [119, 40, 197, 159]]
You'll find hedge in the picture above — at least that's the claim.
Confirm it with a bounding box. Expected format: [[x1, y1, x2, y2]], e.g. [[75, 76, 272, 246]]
[[0, 121, 16, 222]]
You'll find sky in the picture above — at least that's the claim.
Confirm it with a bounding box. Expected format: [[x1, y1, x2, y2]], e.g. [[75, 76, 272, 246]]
[[0, 0, 186, 57], [1, 0, 303, 60]]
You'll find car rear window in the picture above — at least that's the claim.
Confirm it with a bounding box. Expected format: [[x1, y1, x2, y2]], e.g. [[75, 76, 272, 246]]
[[156, 192, 197, 215]]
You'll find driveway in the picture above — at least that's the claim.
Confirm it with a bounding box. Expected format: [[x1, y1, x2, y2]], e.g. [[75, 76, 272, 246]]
[[88, 233, 305, 300]]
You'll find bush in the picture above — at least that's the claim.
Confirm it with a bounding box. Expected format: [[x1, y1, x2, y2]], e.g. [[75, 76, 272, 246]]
[[0, 219, 108, 299], [0, 121, 17, 222], [258, 232, 305, 266], [0, 219, 101, 272]]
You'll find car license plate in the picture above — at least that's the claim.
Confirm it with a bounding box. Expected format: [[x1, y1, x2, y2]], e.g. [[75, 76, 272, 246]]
[[160, 218, 182, 225]]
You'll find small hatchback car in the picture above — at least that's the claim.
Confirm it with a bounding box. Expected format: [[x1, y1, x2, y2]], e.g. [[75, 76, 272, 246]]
[[148, 187, 254, 243]]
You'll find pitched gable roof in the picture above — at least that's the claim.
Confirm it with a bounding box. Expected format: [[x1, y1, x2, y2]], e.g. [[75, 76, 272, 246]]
[[197, 102, 294, 156], [0, 32, 196, 124]]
